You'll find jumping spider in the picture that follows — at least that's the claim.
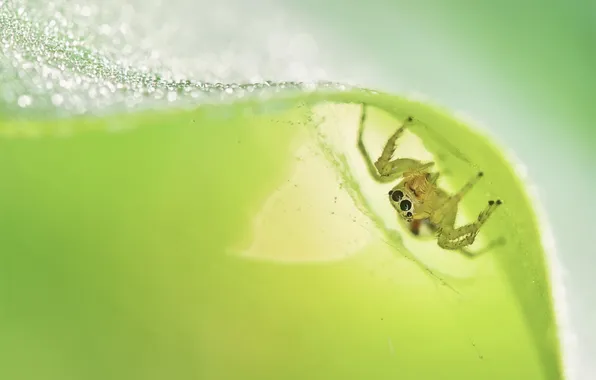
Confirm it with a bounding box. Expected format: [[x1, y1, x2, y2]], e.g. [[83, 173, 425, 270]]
[[357, 104, 502, 251]]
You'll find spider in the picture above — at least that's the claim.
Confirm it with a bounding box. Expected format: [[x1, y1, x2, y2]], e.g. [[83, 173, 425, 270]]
[[357, 104, 502, 251]]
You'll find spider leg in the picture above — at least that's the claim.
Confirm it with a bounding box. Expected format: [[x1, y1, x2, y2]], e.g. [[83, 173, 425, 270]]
[[436, 200, 502, 251], [429, 172, 502, 251], [451, 171, 484, 202], [357, 104, 433, 183], [409, 219, 423, 236], [427, 172, 440, 184]]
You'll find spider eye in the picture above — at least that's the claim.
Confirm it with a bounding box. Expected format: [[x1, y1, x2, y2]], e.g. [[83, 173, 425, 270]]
[[400, 199, 412, 211], [391, 190, 403, 202]]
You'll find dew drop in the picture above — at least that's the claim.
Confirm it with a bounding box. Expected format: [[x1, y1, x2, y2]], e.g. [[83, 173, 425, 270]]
[[51, 93, 63, 106], [17, 94, 32, 107], [0, 0, 344, 120]]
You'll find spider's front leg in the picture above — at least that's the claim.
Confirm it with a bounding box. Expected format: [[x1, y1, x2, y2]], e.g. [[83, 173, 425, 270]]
[[433, 173, 502, 251], [357, 104, 433, 183]]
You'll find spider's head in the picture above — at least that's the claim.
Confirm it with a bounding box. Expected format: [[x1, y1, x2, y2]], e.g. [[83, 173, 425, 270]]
[[388, 186, 417, 222]]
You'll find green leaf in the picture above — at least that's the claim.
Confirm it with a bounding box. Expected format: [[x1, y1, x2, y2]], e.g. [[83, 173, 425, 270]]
[[301, 90, 565, 380], [0, 90, 564, 380]]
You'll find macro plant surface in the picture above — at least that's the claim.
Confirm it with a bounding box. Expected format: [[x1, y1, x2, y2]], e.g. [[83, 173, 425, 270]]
[[0, 91, 565, 380], [0, 1, 566, 379]]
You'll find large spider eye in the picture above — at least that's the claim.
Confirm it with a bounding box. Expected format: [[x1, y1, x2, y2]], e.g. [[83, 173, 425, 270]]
[[391, 190, 403, 202], [400, 199, 412, 211]]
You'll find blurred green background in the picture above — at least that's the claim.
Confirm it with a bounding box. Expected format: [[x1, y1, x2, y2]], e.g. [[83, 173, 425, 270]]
[[0, 0, 594, 379]]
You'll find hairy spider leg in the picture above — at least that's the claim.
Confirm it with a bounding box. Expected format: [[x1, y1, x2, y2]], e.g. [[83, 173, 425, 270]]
[[433, 172, 502, 250], [357, 104, 433, 183]]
